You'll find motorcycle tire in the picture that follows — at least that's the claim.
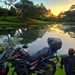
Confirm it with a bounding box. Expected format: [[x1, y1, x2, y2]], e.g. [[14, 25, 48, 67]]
[[12, 60, 29, 75], [37, 61, 56, 75]]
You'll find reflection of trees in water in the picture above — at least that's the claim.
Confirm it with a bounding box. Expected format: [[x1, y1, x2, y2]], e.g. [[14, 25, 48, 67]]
[[65, 27, 75, 32], [20, 29, 40, 44], [0, 29, 16, 35], [63, 22, 75, 38], [0, 23, 47, 44], [0, 23, 75, 44], [63, 22, 75, 33], [0, 28, 41, 44], [65, 27, 75, 38]]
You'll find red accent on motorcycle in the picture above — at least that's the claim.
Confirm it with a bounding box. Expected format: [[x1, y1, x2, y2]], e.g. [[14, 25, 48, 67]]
[[31, 60, 38, 65]]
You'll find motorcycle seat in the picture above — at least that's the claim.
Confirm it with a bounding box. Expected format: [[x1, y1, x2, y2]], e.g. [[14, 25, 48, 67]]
[[29, 47, 51, 61]]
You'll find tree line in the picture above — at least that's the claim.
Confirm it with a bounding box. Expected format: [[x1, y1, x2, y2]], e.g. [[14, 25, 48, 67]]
[[0, 0, 50, 20], [59, 5, 75, 22]]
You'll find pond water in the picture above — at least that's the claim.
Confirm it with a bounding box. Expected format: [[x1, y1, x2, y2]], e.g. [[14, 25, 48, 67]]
[[27, 23, 75, 55], [0, 23, 75, 55]]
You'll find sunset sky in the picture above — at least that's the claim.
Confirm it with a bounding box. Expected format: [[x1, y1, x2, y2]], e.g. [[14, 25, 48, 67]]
[[30, 0, 75, 16], [0, 0, 75, 16]]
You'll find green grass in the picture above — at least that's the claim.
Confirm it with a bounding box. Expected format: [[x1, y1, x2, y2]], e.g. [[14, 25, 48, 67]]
[[0, 16, 23, 29], [55, 67, 65, 75], [0, 16, 21, 23], [7, 63, 17, 75], [0, 16, 49, 29]]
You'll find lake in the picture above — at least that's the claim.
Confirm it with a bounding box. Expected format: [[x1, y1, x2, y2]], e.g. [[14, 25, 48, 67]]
[[0, 23, 75, 55]]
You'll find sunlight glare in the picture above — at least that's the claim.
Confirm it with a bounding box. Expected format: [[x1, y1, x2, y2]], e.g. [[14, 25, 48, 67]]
[[49, 24, 64, 33]]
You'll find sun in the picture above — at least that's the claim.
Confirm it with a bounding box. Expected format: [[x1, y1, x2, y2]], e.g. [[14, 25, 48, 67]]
[[51, 5, 70, 16]]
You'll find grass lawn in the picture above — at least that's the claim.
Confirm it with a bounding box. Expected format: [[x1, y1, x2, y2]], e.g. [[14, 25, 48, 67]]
[[0, 16, 51, 29], [0, 16, 23, 29], [55, 67, 65, 75]]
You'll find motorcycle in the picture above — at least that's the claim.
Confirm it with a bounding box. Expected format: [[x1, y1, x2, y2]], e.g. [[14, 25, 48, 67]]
[[0, 35, 62, 75]]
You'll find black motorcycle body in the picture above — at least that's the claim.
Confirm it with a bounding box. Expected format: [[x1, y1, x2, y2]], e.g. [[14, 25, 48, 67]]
[[0, 37, 62, 75], [11, 47, 56, 75]]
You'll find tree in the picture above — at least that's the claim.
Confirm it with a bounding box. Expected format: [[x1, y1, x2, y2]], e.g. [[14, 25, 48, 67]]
[[70, 5, 75, 11], [60, 5, 75, 22], [8, 7, 16, 16], [0, 7, 8, 16], [21, 0, 28, 5], [5, 0, 17, 6]]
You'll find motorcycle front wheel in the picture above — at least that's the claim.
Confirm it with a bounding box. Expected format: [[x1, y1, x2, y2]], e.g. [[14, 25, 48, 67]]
[[11, 60, 29, 75]]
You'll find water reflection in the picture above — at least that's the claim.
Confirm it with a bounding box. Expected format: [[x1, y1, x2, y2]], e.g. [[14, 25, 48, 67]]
[[27, 24, 75, 55], [0, 23, 75, 55]]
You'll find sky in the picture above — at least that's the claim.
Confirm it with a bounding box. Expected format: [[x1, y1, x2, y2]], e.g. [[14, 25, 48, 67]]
[[0, 0, 20, 8], [30, 0, 75, 16], [0, 0, 75, 16]]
